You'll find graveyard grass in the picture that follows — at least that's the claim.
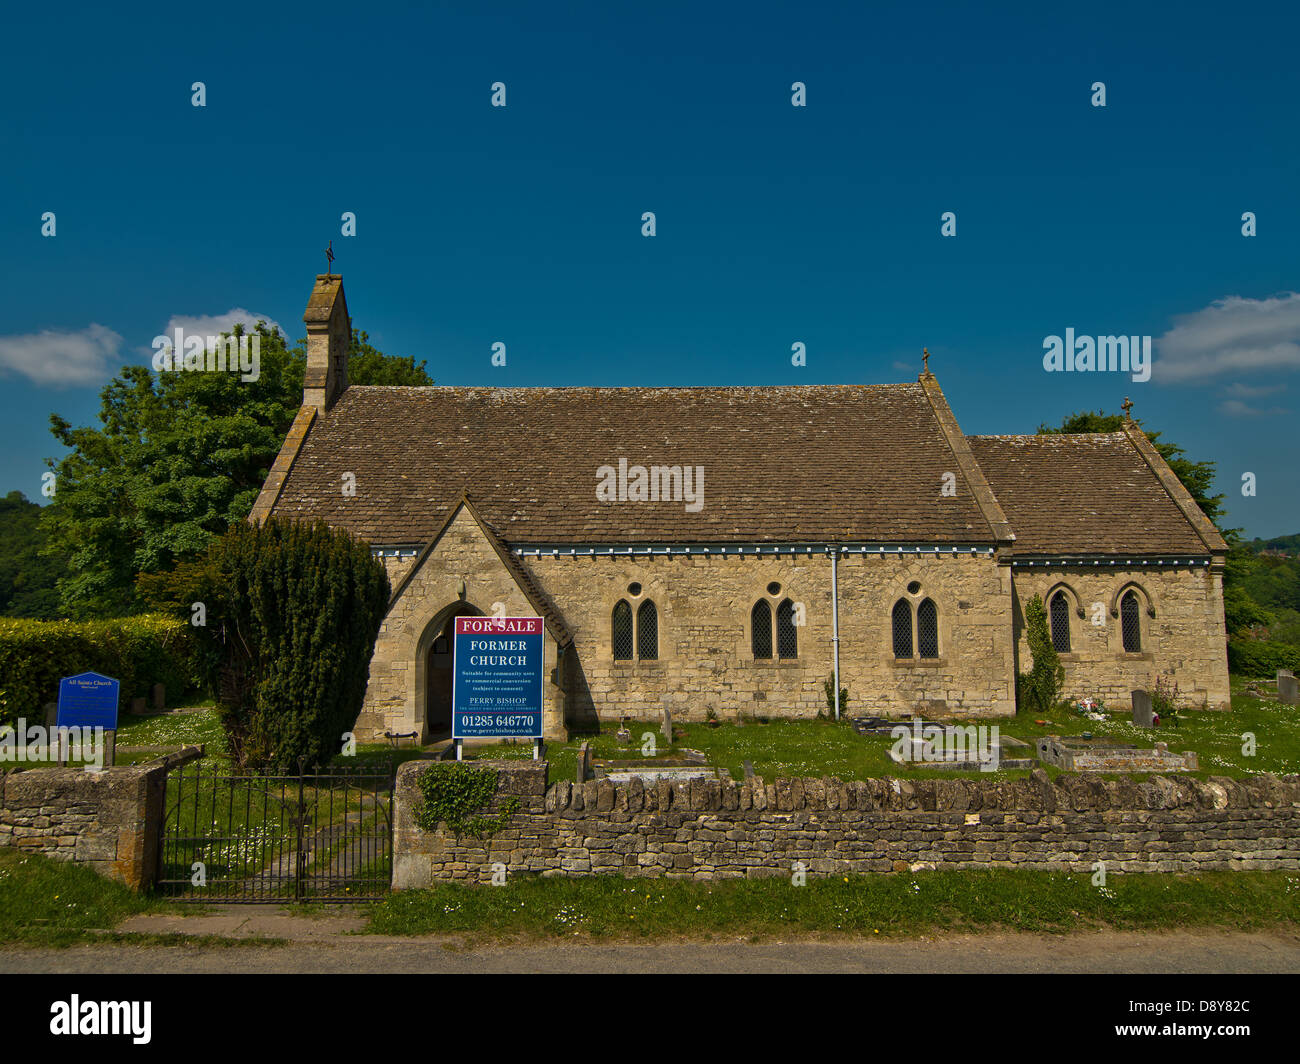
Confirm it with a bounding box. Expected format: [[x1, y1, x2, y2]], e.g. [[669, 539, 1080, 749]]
[[58, 676, 1300, 781], [474, 677, 1300, 782]]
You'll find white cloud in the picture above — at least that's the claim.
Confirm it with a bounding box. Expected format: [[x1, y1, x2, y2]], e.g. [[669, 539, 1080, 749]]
[[158, 307, 281, 342], [0, 324, 124, 386], [1154, 292, 1300, 383], [1219, 398, 1290, 417], [1225, 381, 1287, 399]]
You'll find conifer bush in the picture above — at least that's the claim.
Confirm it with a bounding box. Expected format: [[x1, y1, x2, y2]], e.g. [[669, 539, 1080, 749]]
[[186, 518, 390, 769]]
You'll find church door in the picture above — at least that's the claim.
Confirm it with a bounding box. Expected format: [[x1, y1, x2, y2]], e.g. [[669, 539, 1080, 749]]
[[425, 605, 479, 739]]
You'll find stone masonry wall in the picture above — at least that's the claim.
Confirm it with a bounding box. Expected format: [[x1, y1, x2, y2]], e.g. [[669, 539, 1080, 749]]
[[0, 763, 168, 890], [523, 549, 1018, 727], [392, 760, 1300, 886], [1012, 565, 1231, 711], [359, 506, 566, 742]]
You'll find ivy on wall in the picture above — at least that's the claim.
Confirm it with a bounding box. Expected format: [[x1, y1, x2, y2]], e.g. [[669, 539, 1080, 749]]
[[416, 762, 520, 838]]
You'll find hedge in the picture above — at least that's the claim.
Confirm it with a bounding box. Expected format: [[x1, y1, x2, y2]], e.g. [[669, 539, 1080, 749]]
[[0, 615, 200, 727], [1227, 636, 1300, 680]]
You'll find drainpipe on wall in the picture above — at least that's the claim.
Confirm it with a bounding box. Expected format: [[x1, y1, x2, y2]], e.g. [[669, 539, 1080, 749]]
[[830, 546, 842, 721]]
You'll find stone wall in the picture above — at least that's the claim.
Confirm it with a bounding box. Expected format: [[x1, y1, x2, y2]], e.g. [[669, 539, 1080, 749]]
[[0, 762, 169, 890], [1011, 564, 1230, 710], [359, 505, 566, 741], [361, 527, 1231, 737], [393, 760, 1300, 885], [524, 549, 1018, 728]]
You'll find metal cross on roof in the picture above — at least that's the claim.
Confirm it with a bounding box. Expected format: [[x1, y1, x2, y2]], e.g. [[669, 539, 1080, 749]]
[[1121, 396, 1133, 419], [922, 347, 930, 373], [324, 240, 335, 276]]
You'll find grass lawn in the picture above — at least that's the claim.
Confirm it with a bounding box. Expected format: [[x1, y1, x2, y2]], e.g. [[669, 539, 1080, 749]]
[[114, 703, 228, 760], [18, 673, 1298, 783], [469, 677, 1300, 783], [365, 868, 1300, 941], [0, 847, 186, 946]]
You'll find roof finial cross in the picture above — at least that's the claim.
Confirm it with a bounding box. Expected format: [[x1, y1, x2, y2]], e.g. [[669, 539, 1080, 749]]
[[922, 347, 930, 374], [1121, 396, 1133, 420], [324, 239, 335, 277]]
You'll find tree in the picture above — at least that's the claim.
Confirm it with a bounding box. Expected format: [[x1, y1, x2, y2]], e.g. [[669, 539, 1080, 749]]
[[174, 518, 390, 770], [1017, 594, 1064, 715], [42, 324, 430, 619], [1037, 409, 1227, 531], [346, 328, 432, 385], [0, 492, 62, 618]]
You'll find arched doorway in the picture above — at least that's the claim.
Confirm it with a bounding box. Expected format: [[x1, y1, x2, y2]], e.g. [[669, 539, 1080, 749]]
[[422, 602, 482, 740]]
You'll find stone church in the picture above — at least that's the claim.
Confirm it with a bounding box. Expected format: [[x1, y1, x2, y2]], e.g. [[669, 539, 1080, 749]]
[[251, 274, 1231, 742]]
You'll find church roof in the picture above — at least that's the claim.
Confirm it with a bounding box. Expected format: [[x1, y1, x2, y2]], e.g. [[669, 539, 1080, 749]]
[[967, 433, 1226, 556], [260, 381, 1223, 557], [263, 382, 1007, 546]]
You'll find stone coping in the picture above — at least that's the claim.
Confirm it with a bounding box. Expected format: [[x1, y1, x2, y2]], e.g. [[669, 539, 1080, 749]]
[[396, 760, 1300, 815]]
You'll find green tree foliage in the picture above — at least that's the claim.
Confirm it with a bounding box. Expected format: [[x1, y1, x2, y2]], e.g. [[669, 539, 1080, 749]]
[[346, 329, 432, 385], [168, 518, 390, 770], [41, 324, 430, 619], [0, 492, 61, 619], [1017, 594, 1064, 715], [0, 615, 198, 727]]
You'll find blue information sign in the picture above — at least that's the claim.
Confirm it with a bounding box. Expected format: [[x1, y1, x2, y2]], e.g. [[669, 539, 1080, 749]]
[[56, 672, 120, 731], [452, 617, 544, 739]]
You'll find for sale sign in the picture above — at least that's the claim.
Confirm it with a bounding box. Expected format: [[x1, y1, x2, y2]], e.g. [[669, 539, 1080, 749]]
[[452, 616, 545, 739]]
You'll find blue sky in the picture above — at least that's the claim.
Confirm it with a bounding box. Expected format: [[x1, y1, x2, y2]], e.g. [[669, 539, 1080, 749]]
[[2, 0, 1297, 536]]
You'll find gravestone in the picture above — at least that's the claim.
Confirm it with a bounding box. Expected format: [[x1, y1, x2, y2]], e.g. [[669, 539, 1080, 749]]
[[129, 697, 147, 716], [742, 760, 755, 779], [1131, 689, 1155, 728], [1277, 670, 1298, 705], [660, 703, 673, 743], [151, 683, 166, 711], [577, 740, 591, 784]]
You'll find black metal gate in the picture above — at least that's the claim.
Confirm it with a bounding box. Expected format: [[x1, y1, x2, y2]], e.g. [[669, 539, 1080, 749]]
[[156, 758, 394, 902]]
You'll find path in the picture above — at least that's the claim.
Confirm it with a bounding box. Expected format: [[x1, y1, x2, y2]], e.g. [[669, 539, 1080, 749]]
[[2, 920, 1297, 973]]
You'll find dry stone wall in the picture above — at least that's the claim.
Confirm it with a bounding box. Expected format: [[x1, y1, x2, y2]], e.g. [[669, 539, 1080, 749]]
[[393, 760, 1300, 885], [0, 763, 168, 890]]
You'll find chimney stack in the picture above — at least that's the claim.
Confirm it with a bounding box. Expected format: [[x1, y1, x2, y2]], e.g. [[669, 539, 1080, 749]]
[[303, 273, 350, 410]]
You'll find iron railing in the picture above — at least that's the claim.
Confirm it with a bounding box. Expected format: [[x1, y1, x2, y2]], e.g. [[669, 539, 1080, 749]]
[[156, 758, 394, 902]]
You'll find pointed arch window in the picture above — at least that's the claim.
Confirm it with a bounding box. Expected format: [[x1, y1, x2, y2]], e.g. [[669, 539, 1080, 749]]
[[636, 599, 658, 661], [776, 598, 798, 659], [917, 598, 939, 658], [1120, 590, 1142, 652], [892, 599, 913, 659], [612, 601, 634, 660], [1049, 591, 1072, 653], [751, 600, 772, 659]]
